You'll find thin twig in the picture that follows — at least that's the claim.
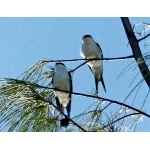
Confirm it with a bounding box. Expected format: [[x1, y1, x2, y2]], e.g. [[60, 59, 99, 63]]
[[101, 102, 112, 112], [70, 60, 90, 73], [138, 33, 150, 42]]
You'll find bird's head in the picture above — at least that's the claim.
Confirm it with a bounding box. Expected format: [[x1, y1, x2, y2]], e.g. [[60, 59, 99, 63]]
[[82, 34, 92, 39], [82, 34, 94, 44], [55, 62, 66, 71]]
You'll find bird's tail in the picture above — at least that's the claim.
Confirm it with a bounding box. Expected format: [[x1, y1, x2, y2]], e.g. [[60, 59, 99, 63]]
[[60, 100, 71, 127], [101, 76, 106, 92], [95, 76, 106, 94], [95, 77, 99, 95], [60, 117, 69, 127]]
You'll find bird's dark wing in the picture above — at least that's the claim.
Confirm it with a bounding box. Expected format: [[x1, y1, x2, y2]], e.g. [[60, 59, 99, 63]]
[[96, 42, 101, 49], [96, 43, 106, 92], [87, 58, 106, 93], [52, 72, 63, 111], [96, 42, 103, 56], [66, 72, 72, 117], [55, 96, 61, 110], [99, 54, 106, 92], [68, 72, 73, 100], [95, 76, 99, 95]]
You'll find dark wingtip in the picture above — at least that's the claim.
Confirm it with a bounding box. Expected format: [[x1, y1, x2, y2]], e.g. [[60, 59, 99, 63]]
[[82, 34, 92, 39]]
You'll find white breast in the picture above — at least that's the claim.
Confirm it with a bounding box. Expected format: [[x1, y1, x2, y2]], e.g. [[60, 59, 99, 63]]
[[81, 43, 101, 58], [54, 91, 70, 107], [53, 69, 71, 108]]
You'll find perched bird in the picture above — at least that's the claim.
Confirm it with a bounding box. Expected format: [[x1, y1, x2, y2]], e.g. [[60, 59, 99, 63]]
[[52, 62, 72, 126], [80, 34, 106, 94]]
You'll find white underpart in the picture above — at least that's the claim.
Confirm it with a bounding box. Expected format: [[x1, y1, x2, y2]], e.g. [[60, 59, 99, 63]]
[[53, 64, 71, 108], [81, 37, 102, 61], [80, 37, 103, 80], [54, 91, 69, 107]]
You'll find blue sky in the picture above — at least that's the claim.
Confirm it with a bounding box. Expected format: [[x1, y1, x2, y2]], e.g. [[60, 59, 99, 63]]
[[0, 17, 150, 131]]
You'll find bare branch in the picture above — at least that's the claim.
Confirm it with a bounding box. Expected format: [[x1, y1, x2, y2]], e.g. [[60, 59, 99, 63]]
[[43, 55, 134, 73], [42, 55, 134, 63], [2, 79, 150, 119], [28, 83, 150, 119], [101, 102, 112, 112], [138, 33, 150, 42], [121, 17, 150, 89], [70, 55, 134, 73], [70, 60, 90, 73]]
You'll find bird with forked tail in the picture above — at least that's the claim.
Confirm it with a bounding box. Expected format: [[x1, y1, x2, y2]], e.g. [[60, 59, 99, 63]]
[[80, 35, 106, 94]]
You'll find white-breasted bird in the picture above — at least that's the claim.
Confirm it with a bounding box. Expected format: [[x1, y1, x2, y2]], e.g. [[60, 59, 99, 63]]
[[80, 35, 106, 94], [52, 62, 72, 126]]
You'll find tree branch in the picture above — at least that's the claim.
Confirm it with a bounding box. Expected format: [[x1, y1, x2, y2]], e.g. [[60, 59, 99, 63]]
[[138, 33, 150, 42], [2, 79, 150, 119], [42, 55, 134, 63], [121, 17, 150, 89], [70, 55, 134, 73], [30, 83, 150, 119]]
